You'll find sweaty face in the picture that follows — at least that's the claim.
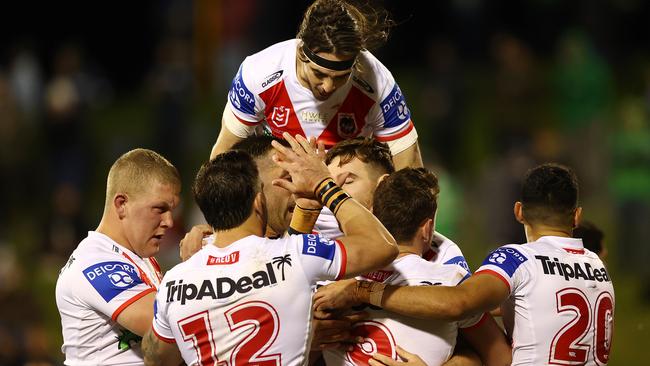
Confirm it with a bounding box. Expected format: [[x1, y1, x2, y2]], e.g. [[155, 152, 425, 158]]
[[122, 181, 180, 258], [298, 51, 353, 101], [327, 156, 384, 209], [257, 152, 294, 237]]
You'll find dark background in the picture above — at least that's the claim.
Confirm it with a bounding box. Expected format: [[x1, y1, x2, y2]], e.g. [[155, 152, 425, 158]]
[[1, 0, 649, 364]]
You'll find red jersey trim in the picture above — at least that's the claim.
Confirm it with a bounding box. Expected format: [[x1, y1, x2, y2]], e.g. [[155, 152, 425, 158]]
[[232, 112, 260, 126], [460, 312, 490, 331], [111, 287, 156, 321], [563, 248, 585, 254], [335, 239, 347, 280], [374, 120, 414, 142], [474, 269, 512, 292], [152, 325, 177, 344]]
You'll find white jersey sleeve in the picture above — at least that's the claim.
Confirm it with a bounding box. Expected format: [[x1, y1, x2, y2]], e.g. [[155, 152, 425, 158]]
[[151, 277, 176, 343], [475, 244, 531, 294], [358, 52, 417, 152], [78, 259, 156, 321], [226, 61, 266, 125], [291, 233, 347, 281]]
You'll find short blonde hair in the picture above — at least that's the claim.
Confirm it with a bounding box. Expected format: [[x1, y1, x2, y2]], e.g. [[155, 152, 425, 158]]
[[105, 148, 180, 207]]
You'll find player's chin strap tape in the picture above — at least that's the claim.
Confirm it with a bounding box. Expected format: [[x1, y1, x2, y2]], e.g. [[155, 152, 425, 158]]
[[302, 44, 355, 71], [315, 178, 351, 215], [288, 205, 322, 235]]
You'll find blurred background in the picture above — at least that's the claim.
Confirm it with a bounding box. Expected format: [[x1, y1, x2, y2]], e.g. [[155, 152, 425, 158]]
[[1, 0, 649, 364]]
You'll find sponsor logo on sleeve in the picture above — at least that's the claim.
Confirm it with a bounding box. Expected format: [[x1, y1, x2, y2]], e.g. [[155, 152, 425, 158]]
[[301, 234, 336, 261], [380, 85, 411, 128], [481, 247, 528, 278], [228, 65, 256, 115], [262, 70, 283, 88], [83, 261, 142, 302], [444, 255, 471, 273]]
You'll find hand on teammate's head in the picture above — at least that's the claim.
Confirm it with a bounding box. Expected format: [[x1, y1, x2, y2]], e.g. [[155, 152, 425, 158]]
[[271, 133, 330, 199], [179, 224, 213, 261]]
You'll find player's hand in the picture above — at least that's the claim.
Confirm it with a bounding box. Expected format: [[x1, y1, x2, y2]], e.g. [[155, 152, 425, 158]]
[[179, 224, 213, 261], [369, 346, 427, 366], [311, 311, 368, 350], [271, 133, 330, 199], [313, 279, 362, 312]]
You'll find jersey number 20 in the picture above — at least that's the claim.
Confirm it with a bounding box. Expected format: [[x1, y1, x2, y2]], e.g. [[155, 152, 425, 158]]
[[178, 301, 281, 366], [550, 288, 614, 365]]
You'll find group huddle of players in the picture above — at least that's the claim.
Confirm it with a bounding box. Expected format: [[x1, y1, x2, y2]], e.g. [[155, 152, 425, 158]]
[[55, 1, 614, 365]]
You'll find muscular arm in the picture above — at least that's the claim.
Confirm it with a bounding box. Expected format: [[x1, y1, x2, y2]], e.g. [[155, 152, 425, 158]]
[[115, 292, 156, 336], [315, 272, 510, 321], [377, 274, 509, 321], [391, 140, 423, 169], [142, 327, 183, 366], [210, 107, 249, 159], [461, 315, 512, 366]]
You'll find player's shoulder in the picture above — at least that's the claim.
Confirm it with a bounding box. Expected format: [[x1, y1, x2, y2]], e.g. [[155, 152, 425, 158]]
[[353, 50, 394, 98], [240, 39, 295, 91]]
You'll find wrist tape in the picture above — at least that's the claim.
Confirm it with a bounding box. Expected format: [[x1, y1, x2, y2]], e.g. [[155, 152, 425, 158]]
[[314, 178, 351, 214]]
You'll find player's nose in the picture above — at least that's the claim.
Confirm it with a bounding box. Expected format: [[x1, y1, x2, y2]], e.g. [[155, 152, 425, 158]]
[[160, 211, 174, 229], [322, 78, 335, 93]]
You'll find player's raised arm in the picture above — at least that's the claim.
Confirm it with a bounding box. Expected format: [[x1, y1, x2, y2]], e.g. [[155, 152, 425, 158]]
[[210, 107, 249, 159], [272, 132, 398, 276]]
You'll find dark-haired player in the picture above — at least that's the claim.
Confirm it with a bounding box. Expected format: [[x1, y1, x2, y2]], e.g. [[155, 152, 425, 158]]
[[315, 163, 615, 365]]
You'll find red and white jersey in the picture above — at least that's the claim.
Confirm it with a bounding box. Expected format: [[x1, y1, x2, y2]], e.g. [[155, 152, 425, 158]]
[[324, 254, 483, 366], [226, 39, 417, 151], [476, 236, 615, 365], [55, 231, 162, 365], [152, 233, 346, 366], [423, 231, 471, 272]]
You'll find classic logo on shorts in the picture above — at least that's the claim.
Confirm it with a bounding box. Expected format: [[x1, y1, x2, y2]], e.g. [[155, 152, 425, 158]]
[[337, 113, 358, 138], [83, 261, 142, 302], [270, 106, 290, 127], [481, 247, 528, 277]]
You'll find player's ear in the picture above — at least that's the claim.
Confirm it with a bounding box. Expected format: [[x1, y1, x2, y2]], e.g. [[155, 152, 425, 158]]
[[253, 191, 267, 221], [420, 218, 434, 244], [573, 207, 582, 228], [114, 193, 128, 219], [514, 201, 525, 224], [376, 173, 389, 186]]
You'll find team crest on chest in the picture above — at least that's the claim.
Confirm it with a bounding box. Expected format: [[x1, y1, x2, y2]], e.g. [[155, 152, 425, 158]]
[[337, 113, 358, 138], [270, 106, 291, 127]]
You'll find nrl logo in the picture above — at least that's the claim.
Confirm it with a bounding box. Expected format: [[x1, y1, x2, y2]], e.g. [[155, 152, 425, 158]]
[[337, 113, 358, 138], [270, 106, 290, 127]]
